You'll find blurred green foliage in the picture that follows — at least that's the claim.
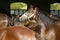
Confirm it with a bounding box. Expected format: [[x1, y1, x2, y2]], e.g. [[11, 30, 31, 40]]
[[50, 3, 60, 10], [10, 2, 27, 10]]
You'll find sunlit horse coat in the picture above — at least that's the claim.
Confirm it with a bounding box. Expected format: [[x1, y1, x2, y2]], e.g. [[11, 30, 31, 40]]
[[0, 26, 36, 40]]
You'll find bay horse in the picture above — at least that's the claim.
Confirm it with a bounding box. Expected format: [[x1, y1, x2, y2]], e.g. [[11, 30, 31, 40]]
[[0, 25, 36, 40], [18, 7, 60, 40]]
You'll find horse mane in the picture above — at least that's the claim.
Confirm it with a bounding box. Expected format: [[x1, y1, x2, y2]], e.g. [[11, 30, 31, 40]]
[[36, 10, 55, 27]]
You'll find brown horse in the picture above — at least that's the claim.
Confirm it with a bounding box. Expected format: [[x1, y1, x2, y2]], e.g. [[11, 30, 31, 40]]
[[17, 7, 60, 40], [0, 25, 36, 40]]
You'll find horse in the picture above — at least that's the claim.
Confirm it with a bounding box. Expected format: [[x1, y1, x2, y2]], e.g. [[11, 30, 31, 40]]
[[17, 7, 60, 40], [24, 7, 60, 40], [0, 25, 36, 40], [16, 7, 41, 40]]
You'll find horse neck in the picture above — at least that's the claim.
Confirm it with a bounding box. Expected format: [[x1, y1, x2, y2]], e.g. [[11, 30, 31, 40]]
[[36, 11, 54, 26]]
